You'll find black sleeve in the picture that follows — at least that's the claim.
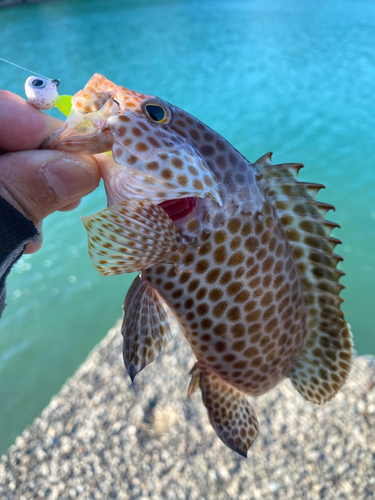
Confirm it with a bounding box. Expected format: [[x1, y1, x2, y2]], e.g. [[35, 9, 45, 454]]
[[0, 197, 39, 318]]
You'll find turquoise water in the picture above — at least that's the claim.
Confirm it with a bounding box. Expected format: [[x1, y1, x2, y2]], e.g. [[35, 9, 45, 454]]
[[0, 0, 374, 455]]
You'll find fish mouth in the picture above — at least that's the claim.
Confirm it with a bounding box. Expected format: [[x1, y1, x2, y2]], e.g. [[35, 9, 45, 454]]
[[158, 197, 197, 222]]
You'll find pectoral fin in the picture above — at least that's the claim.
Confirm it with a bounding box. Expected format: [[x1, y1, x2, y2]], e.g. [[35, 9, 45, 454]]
[[82, 199, 187, 275], [189, 367, 259, 457], [122, 276, 172, 381]]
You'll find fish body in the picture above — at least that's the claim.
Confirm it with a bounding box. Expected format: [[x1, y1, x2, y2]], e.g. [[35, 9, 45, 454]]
[[43, 74, 353, 456]]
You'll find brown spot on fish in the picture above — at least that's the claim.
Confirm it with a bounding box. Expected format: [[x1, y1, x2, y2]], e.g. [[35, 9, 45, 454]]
[[188, 165, 199, 176], [188, 279, 200, 292], [161, 168, 173, 180], [227, 282, 242, 296], [227, 306, 241, 321], [244, 346, 259, 358], [179, 273, 190, 284], [193, 179, 203, 190], [197, 288, 207, 300], [177, 175, 188, 186], [123, 138, 133, 147], [209, 288, 223, 301], [136, 142, 149, 152], [198, 242, 212, 255], [231, 323, 246, 338], [146, 161, 159, 170], [244, 237, 259, 253], [215, 341, 226, 353], [214, 231, 227, 244], [214, 246, 227, 264], [189, 129, 200, 141], [228, 252, 245, 267], [132, 127, 142, 136], [201, 318, 212, 330], [117, 126, 127, 136], [197, 303, 209, 316], [213, 301, 228, 318], [213, 323, 227, 337], [127, 155, 138, 165], [172, 157, 183, 169], [184, 298, 194, 309], [217, 155, 227, 168], [196, 260, 209, 274], [147, 137, 160, 147], [220, 271, 232, 285], [206, 268, 220, 284], [241, 222, 252, 236], [228, 218, 241, 234]]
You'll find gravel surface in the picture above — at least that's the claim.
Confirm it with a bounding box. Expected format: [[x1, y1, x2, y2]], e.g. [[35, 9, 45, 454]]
[[0, 317, 374, 500]]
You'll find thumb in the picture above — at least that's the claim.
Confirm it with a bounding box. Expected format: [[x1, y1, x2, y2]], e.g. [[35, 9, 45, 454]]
[[0, 150, 100, 225]]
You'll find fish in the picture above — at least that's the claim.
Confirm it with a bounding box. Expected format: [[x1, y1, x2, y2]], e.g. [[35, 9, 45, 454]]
[[42, 74, 353, 457]]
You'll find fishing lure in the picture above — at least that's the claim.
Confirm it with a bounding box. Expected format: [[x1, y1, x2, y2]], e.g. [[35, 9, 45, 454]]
[[0, 57, 71, 115], [25, 76, 60, 111], [24, 76, 72, 115]]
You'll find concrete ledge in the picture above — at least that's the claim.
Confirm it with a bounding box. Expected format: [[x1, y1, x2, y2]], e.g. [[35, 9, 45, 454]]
[[0, 319, 374, 499]]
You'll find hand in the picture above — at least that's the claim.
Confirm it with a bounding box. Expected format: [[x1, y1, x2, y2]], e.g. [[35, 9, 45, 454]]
[[0, 90, 101, 253]]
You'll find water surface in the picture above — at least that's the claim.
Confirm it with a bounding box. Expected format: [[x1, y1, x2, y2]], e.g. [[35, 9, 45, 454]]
[[0, 0, 374, 455]]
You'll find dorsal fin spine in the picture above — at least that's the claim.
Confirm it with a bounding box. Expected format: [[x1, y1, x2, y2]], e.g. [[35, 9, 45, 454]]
[[314, 201, 335, 216], [323, 220, 341, 233], [327, 237, 342, 250]]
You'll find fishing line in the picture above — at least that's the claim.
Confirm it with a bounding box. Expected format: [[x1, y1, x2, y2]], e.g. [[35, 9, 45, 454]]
[[0, 57, 59, 85]]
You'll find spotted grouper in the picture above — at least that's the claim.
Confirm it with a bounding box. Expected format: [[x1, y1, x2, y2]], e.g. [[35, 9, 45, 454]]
[[42, 74, 353, 457]]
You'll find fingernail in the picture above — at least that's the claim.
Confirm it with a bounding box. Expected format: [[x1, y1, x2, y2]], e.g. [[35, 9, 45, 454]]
[[43, 158, 95, 199]]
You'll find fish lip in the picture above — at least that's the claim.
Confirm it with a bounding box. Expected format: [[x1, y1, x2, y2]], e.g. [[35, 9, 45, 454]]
[[41, 123, 114, 154], [42, 100, 121, 151]]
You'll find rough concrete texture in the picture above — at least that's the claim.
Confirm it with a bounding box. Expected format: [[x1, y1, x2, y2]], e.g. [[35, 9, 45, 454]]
[[0, 318, 374, 500]]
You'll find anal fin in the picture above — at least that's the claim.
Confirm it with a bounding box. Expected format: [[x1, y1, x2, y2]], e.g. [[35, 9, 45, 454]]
[[189, 366, 259, 457], [82, 199, 187, 275], [122, 276, 172, 381]]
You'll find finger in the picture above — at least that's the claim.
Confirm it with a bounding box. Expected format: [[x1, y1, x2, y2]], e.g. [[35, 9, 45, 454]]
[[24, 222, 43, 254], [58, 199, 82, 212], [24, 200, 83, 255], [0, 90, 63, 151], [0, 150, 100, 225]]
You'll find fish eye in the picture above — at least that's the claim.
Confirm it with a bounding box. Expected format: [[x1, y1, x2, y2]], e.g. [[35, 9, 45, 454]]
[[142, 99, 172, 124], [32, 79, 46, 88], [145, 104, 166, 122]]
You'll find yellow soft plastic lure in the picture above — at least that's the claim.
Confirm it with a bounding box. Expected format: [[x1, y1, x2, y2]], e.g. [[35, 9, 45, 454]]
[[55, 94, 72, 116]]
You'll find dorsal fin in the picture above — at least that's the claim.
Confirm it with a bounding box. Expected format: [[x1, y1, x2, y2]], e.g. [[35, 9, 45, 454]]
[[254, 153, 353, 404]]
